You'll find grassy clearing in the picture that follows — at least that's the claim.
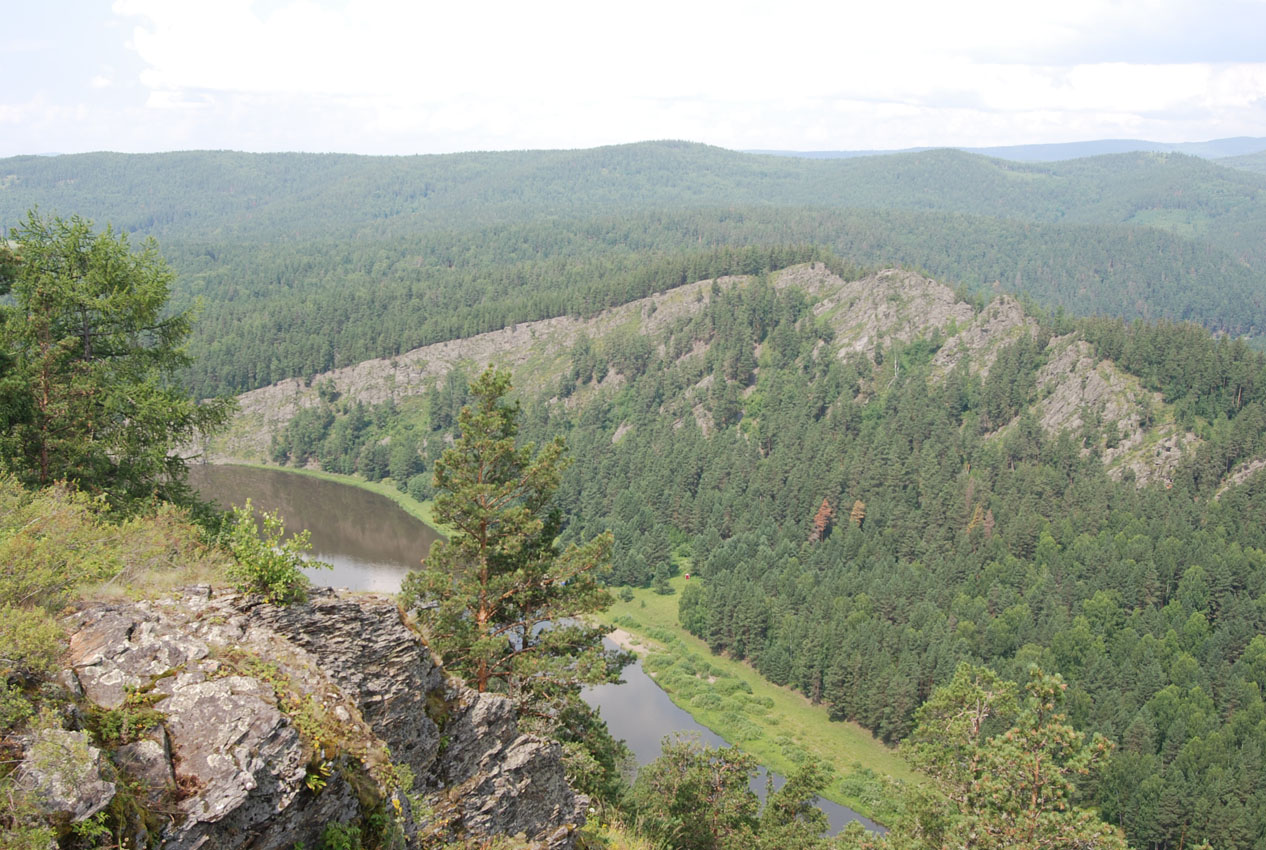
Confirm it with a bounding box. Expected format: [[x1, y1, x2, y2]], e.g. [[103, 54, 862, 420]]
[[596, 575, 918, 824], [217, 462, 449, 535]]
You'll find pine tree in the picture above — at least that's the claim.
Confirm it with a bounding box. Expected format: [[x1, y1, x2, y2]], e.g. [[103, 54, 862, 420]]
[[849, 499, 867, 529], [399, 366, 629, 713], [0, 210, 232, 509], [894, 664, 1128, 850]]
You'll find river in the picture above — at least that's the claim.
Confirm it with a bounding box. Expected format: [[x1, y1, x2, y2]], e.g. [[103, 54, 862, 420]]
[[188, 463, 882, 834]]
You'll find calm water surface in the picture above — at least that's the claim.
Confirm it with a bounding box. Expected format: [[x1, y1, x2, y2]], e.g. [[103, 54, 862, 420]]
[[189, 463, 881, 833], [188, 464, 440, 591]]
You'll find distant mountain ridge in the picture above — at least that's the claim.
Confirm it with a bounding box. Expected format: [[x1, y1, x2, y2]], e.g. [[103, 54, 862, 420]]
[[3, 140, 1265, 396], [4, 142, 1265, 244], [216, 264, 1204, 490], [1221, 149, 1266, 174], [750, 136, 1266, 162]]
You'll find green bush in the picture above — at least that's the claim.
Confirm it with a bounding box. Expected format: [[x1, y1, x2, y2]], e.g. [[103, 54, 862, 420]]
[[663, 673, 701, 700], [318, 821, 365, 850], [0, 606, 63, 732], [715, 678, 752, 696], [406, 473, 431, 503], [0, 605, 63, 682], [0, 684, 35, 732], [691, 692, 723, 710], [221, 500, 329, 604], [718, 712, 762, 741], [646, 627, 676, 644], [642, 653, 676, 675], [0, 778, 55, 850], [87, 686, 165, 748]]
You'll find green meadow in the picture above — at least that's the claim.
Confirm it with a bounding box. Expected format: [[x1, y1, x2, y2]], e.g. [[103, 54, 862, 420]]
[[596, 575, 919, 824]]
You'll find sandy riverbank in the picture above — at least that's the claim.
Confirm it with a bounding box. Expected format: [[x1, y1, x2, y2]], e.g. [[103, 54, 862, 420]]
[[606, 626, 653, 655]]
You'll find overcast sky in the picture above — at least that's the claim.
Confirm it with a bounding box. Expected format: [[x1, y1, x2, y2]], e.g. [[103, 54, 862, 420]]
[[3, 0, 1265, 157]]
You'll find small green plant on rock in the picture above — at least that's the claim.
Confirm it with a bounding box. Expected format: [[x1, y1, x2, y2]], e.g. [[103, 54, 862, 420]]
[[318, 821, 364, 850], [221, 499, 329, 604], [86, 684, 165, 748]]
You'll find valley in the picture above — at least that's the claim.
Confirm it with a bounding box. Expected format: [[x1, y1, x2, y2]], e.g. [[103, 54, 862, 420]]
[[595, 575, 917, 823], [185, 463, 892, 830], [5, 140, 1266, 850], [206, 253, 1266, 849]]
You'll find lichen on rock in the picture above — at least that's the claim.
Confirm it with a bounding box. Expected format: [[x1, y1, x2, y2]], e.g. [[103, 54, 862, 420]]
[[41, 586, 585, 849], [17, 728, 117, 824]]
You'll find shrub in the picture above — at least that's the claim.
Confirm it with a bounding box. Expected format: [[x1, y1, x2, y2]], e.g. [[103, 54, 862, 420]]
[[319, 821, 364, 850], [0, 778, 55, 850], [641, 654, 676, 676], [0, 605, 63, 681], [0, 683, 35, 732], [406, 473, 431, 502], [691, 692, 722, 710], [715, 678, 752, 696], [221, 500, 329, 604]]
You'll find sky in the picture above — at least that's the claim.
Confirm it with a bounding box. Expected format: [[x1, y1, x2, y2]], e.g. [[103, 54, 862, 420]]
[[2, 0, 1265, 157]]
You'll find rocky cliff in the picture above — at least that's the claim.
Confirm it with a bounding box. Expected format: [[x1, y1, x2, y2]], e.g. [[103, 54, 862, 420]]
[[18, 587, 585, 849], [206, 263, 1215, 489]]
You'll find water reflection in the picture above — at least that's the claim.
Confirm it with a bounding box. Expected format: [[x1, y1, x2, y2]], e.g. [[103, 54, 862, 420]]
[[188, 464, 439, 593], [584, 640, 882, 834]]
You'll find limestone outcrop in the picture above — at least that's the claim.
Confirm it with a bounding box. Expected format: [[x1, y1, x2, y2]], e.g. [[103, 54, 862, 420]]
[[21, 587, 585, 849], [1030, 336, 1197, 485], [206, 263, 1210, 490]]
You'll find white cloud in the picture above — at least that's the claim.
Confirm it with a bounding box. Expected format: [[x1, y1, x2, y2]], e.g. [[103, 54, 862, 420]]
[[7, 0, 1255, 153]]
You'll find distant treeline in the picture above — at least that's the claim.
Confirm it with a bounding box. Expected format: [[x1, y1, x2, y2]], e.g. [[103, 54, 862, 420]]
[[167, 209, 1260, 396], [3, 143, 1265, 394]]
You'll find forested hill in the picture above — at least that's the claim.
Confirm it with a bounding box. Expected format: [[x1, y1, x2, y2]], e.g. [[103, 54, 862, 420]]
[[3, 143, 1266, 395], [1222, 149, 1266, 175], [4, 143, 1265, 247], [219, 262, 1266, 850]]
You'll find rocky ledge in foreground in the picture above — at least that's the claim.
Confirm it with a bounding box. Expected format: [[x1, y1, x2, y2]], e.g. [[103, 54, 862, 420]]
[[18, 587, 584, 849]]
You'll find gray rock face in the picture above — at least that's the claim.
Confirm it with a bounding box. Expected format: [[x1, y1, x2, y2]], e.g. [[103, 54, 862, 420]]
[[248, 592, 445, 777], [52, 588, 584, 849], [115, 733, 174, 805], [429, 690, 587, 845], [805, 268, 980, 364], [931, 294, 1035, 378], [1024, 336, 1197, 486]]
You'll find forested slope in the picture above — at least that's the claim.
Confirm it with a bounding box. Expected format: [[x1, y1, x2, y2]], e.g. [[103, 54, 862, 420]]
[[1223, 150, 1266, 175], [5, 144, 1264, 245], [221, 262, 1266, 850], [3, 143, 1265, 396], [8, 138, 1266, 849]]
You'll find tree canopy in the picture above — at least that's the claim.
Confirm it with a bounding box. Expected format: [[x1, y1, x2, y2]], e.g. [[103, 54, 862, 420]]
[[0, 211, 232, 509], [892, 664, 1128, 850], [629, 736, 835, 850], [399, 366, 630, 794]]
